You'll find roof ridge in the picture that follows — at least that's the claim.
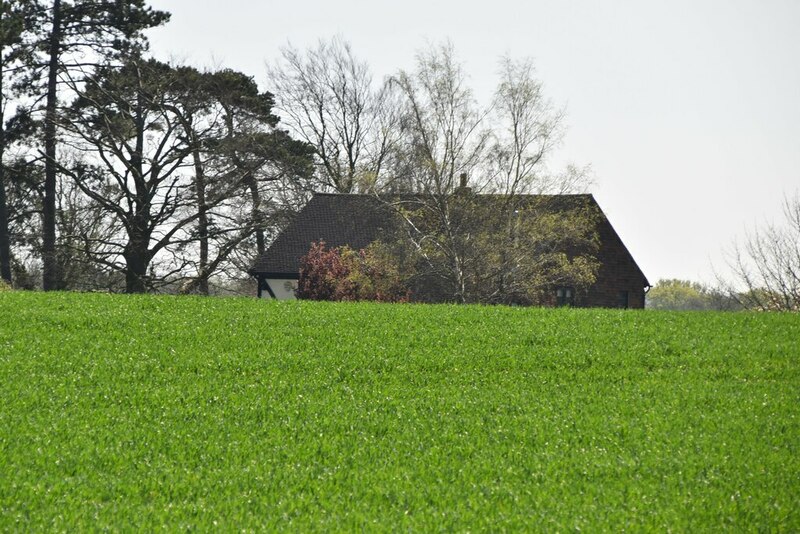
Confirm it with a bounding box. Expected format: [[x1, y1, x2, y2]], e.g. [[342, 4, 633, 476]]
[[311, 192, 596, 198], [312, 192, 375, 197]]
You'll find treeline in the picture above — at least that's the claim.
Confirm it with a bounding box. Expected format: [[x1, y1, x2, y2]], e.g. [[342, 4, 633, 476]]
[[5, 2, 795, 307], [645, 279, 739, 311], [1, 1, 592, 296]]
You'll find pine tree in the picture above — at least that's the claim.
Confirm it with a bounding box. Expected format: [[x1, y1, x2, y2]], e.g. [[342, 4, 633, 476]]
[[25, 0, 169, 290]]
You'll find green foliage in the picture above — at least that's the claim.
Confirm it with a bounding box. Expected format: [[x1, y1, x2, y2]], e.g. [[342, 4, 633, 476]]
[[0, 1, 27, 53], [0, 278, 11, 291], [1, 292, 798, 530], [647, 279, 719, 311], [396, 194, 600, 304], [341, 241, 411, 302], [31, 1, 171, 61]]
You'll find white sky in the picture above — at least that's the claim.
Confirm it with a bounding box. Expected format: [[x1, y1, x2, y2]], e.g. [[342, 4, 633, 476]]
[[145, 0, 800, 285]]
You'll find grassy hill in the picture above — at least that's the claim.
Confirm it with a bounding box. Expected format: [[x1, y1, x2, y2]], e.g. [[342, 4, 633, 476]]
[[0, 291, 798, 530]]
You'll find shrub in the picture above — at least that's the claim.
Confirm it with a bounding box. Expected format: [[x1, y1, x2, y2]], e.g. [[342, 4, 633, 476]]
[[297, 241, 410, 302]]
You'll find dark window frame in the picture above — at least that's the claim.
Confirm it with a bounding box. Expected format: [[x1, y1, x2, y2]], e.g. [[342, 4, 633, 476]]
[[555, 286, 575, 307]]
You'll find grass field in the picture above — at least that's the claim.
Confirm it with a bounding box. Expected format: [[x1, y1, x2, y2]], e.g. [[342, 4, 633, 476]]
[[0, 291, 798, 530]]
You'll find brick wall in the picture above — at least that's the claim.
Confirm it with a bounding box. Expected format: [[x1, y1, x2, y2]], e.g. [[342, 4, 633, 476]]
[[580, 217, 648, 308]]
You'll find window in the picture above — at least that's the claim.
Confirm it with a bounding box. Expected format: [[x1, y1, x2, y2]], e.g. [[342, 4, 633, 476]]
[[556, 286, 575, 307], [617, 290, 629, 309]]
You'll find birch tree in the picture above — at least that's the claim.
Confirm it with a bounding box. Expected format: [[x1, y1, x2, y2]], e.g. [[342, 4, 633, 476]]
[[384, 46, 598, 304]]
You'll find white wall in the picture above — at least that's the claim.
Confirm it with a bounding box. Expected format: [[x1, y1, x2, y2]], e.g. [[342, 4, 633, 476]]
[[262, 279, 298, 300]]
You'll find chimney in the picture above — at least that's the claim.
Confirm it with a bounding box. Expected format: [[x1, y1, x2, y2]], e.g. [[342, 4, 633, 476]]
[[456, 172, 472, 194]]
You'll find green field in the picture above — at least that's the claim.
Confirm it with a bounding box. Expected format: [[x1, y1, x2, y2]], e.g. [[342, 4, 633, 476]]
[[0, 292, 798, 530]]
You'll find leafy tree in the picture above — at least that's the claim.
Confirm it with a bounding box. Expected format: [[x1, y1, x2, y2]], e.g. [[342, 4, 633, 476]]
[[646, 279, 720, 311], [59, 57, 197, 293], [167, 66, 314, 294], [391, 191, 599, 304], [0, 0, 38, 283], [58, 57, 312, 294], [0, 157, 41, 278]]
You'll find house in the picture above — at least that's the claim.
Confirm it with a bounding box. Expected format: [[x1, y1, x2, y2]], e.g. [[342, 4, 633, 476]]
[[249, 193, 650, 308]]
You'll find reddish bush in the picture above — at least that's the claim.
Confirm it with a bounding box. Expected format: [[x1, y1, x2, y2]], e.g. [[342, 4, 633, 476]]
[[297, 241, 410, 302]]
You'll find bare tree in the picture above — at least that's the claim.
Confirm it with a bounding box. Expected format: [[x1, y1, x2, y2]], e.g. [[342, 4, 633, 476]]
[[267, 37, 396, 193], [54, 175, 125, 291], [722, 193, 800, 311]]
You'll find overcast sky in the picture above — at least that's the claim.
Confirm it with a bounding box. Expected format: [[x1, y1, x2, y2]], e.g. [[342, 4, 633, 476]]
[[145, 0, 800, 285]]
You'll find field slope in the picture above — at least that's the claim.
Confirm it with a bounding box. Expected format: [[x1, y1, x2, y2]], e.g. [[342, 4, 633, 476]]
[[0, 292, 798, 530]]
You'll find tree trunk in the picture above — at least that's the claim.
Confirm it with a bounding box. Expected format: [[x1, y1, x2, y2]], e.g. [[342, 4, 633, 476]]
[[124, 211, 150, 294], [246, 174, 265, 256], [192, 147, 209, 295], [0, 165, 10, 284], [42, 0, 62, 290], [0, 178, 10, 285], [0, 41, 11, 284], [124, 240, 148, 293], [125, 72, 150, 294]]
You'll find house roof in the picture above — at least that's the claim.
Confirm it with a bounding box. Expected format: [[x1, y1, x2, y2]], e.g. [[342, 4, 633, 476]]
[[250, 192, 650, 287], [249, 194, 396, 277]]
